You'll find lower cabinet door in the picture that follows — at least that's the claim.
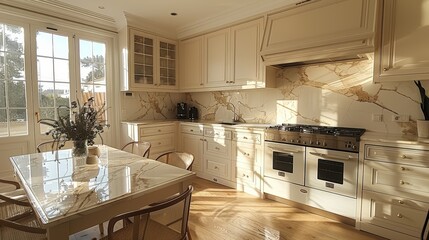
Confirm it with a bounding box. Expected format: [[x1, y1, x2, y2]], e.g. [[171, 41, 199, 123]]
[[361, 190, 429, 238]]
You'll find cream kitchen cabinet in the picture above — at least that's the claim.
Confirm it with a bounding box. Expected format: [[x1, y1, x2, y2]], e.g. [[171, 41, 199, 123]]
[[179, 18, 275, 92], [232, 129, 263, 197], [374, 0, 429, 82], [261, 0, 376, 65], [121, 122, 177, 159], [119, 27, 178, 92], [360, 142, 429, 240], [178, 36, 203, 90], [179, 123, 204, 173]]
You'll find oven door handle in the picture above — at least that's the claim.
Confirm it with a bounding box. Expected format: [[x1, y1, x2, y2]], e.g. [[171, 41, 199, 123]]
[[268, 147, 300, 154], [309, 152, 356, 161]]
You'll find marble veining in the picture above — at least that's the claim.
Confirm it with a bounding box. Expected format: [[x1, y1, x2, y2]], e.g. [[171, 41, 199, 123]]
[[9, 146, 193, 225], [121, 58, 429, 135]]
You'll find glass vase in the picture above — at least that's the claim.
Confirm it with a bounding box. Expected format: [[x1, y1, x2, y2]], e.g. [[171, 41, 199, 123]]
[[73, 139, 88, 157]]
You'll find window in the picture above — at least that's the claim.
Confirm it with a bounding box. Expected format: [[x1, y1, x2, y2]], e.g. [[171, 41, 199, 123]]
[[0, 23, 27, 137], [36, 31, 71, 134]]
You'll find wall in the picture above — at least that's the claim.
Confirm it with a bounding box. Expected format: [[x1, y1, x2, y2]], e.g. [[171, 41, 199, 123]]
[[122, 58, 428, 135]]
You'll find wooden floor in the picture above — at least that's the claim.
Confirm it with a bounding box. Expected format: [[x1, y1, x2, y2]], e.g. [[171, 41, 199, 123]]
[[187, 178, 384, 240], [71, 177, 385, 240]]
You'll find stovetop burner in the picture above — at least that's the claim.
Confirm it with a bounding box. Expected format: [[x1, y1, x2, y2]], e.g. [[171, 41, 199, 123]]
[[265, 124, 366, 152]]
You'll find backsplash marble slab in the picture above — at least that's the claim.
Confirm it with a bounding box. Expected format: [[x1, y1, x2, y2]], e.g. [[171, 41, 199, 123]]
[[121, 58, 429, 135]]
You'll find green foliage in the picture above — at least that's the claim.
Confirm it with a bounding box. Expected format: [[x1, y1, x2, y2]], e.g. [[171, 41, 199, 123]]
[[38, 97, 109, 149], [414, 81, 429, 120]]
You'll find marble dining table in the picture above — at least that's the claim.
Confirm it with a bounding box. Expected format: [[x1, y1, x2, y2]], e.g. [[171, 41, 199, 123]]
[[9, 145, 195, 240]]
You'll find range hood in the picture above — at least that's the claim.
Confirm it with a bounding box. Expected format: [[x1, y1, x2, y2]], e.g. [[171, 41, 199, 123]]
[[270, 54, 369, 69]]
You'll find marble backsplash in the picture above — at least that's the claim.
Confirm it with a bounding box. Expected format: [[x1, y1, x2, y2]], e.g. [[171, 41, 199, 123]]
[[121, 58, 428, 135]]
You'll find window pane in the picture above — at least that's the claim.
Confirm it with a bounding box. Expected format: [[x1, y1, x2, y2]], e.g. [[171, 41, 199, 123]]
[[37, 32, 53, 57], [9, 108, 27, 135], [40, 108, 54, 133], [39, 82, 54, 107], [93, 63, 105, 83], [0, 109, 7, 137], [37, 57, 54, 81], [79, 40, 92, 60], [93, 42, 105, 61], [53, 35, 68, 59], [0, 52, 4, 79], [0, 23, 26, 137], [55, 83, 70, 106], [80, 62, 92, 83], [0, 24, 3, 51], [7, 53, 24, 80], [0, 80, 4, 107], [54, 59, 69, 82], [8, 81, 26, 107]]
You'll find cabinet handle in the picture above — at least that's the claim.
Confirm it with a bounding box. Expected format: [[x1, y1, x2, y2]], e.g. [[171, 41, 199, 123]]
[[383, 67, 389, 71], [158, 142, 162, 145], [396, 213, 403, 218], [200, 83, 204, 86], [200, 138, 204, 141], [158, 129, 161, 132], [215, 147, 220, 150], [401, 154, 407, 159], [242, 173, 246, 177], [398, 200, 404, 204], [243, 136, 248, 139], [214, 166, 218, 169], [190, 129, 194, 132], [400, 180, 405, 185], [400, 167, 406, 171]]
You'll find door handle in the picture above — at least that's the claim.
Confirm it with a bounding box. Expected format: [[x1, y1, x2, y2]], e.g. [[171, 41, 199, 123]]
[[35, 112, 40, 122], [268, 147, 300, 154], [309, 152, 356, 161]]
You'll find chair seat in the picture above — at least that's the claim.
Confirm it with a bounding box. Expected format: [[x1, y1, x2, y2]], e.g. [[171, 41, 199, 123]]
[[0, 212, 46, 240], [102, 218, 181, 240]]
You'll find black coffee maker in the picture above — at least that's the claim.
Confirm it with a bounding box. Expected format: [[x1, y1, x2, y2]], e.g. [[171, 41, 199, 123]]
[[189, 107, 199, 120], [177, 102, 187, 119]]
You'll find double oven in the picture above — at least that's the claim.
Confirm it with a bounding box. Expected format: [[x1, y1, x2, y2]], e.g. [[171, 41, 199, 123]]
[[264, 124, 364, 218]]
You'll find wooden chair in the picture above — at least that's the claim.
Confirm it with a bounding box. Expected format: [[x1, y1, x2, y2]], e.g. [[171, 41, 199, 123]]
[[0, 179, 46, 239], [36, 140, 56, 153], [121, 141, 151, 158], [422, 210, 429, 240], [156, 152, 194, 171], [103, 185, 193, 240]]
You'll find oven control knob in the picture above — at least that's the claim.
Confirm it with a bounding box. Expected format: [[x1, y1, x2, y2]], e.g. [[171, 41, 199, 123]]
[[302, 141, 306, 144], [352, 145, 357, 150], [296, 139, 301, 143], [323, 142, 327, 147], [316, 140, 320, 145], [309, 140, 313, 144], [290, 139, 294, 143]]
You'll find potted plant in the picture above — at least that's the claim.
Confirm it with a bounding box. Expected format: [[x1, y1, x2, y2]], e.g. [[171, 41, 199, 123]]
[[414, 81, 429, 138], [38, 97, 109, 156]]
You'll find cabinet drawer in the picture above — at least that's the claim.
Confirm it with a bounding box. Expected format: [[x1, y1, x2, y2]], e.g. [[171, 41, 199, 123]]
[[204, 128, 231, 139], [235, 162, 255, 185], [205, 138, 231, 158], [235, 144, 255, 165], [365, 144, 429, 167], [233, 132, 261, 144], [362, 190, 429, 238], [206, 159, 229, 179], [139, 124, 176, 136], [181, 124, 203, 135], [140, 133, 175, 155], [364, 160, 429, 199]]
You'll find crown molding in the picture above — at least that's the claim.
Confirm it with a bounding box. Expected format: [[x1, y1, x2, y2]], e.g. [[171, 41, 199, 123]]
[[177, 0, 298, 39], [0, 0, 117, 32], [124, 12, 177, 39]]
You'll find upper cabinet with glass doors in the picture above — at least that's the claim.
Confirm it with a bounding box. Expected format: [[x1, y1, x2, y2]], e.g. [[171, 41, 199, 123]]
[[120, 28, 178, 92]]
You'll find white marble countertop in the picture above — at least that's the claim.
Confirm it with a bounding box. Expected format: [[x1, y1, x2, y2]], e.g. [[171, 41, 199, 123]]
[[122, 119, 272, 129], [9, 145, 195, 226], [362, 131, 429, 145]]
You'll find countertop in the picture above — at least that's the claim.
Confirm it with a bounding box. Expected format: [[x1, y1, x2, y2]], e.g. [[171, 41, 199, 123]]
[[361, 131, 429, 146], [122, 119, 272, 129]]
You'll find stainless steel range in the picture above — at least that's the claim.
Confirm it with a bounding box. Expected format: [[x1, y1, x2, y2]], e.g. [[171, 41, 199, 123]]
[[263, 124, 366, 220], [265, 124, 365, 152]]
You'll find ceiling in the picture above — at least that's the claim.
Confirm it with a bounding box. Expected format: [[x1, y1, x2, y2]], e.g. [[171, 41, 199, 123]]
[[52, 0, 298, 37]]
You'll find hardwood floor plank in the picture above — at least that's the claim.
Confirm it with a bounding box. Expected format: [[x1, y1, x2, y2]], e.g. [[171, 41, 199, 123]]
[[189, 178, 385, 240]]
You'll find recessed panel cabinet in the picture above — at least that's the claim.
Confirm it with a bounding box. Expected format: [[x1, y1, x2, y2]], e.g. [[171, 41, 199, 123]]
[[120, 28, 178, 91], [374, 0, 429, 82], [179, 36, 203, 89]]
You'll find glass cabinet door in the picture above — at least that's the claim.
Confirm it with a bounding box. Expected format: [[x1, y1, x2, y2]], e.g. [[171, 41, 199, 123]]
[[159, 40, 176, 86], [132, 32, 154, 85]]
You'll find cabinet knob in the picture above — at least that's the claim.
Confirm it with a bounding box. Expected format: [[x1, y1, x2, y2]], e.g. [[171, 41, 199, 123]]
[[158, 129, 161, 132], [200, 83, 204, 86], [243, 136, 248, 139], [190, 129, 194, 132], [215, 147, 220, 150], [214, 166, 218, 169], [400, 166, 406, 171], [401, 155, 407, 159], [396, 213, 403, 218], [400, 180, 405, 185], [383, 67, 389, 71], [398, 200, 404, 204]]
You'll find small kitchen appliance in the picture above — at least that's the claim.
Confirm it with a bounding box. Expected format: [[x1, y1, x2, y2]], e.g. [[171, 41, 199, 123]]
[[189, 107, 199, 120], [176, 102, 187, 119]]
